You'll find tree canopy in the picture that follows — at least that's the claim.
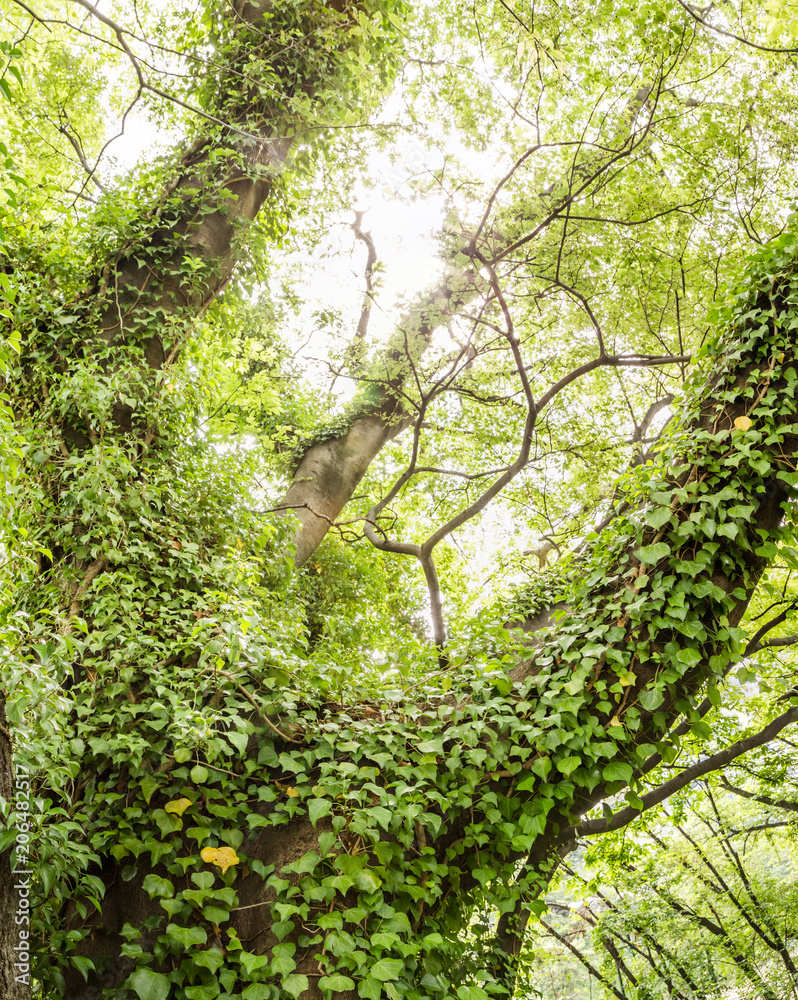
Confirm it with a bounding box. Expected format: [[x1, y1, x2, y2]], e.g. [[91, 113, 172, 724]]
[[2, 0, 798, 998]]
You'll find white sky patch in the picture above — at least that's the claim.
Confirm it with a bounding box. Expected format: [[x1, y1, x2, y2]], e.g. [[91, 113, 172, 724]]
[[100, 113, 178, 182]]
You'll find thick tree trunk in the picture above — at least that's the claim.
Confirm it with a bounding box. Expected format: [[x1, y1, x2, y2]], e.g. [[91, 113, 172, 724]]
[[283, 266, 481, 565], [58, 264, 798, 996]]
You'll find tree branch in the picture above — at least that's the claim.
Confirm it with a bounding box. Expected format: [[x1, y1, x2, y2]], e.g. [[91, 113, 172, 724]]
[[574, 707, 798, 837], [718, 775, 798, 813]]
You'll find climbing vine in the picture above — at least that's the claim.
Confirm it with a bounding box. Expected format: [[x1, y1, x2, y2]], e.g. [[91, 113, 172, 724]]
[[5, 189, 798, 999], [4, 0, 798, 994]]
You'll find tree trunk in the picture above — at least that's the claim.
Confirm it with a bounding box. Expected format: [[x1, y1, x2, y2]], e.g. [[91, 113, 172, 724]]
[[55, 257, 798, 996]]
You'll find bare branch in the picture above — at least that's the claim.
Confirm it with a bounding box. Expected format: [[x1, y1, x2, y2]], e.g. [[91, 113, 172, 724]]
[[574, 707, 798, 837], [673, 0, 798, 54], [718, 776, 798, 814], [538, 918, 628, 1000], [57, 116, 106, 191], [352, 211, 377, 343]]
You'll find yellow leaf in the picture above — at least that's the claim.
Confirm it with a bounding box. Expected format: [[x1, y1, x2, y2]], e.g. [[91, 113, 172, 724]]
[[286, 787, 299, 798], [734, 415, 753, 432], [201, 846, 240, 874], [164, 797, 192, 816], [609, 716, 623, 728]]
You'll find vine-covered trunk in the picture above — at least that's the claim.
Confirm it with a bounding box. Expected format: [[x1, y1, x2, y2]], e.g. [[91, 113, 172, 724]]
[[44, 237, 798, 998]]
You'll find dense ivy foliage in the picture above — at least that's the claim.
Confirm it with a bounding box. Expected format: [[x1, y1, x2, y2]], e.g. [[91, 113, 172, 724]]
[[7, 196, 798, 998], [5, 0, 798, 997]]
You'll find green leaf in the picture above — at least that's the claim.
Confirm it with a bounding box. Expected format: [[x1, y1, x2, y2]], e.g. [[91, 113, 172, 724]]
[[645, 507, 673, 529], [370, 958, 403, 982], [226, 730, 249, 754], [634, 542, 671, 565], [240, 951, 271, 975], [241, 987, 272, 1000], [70, 956, 96, 982], [185, 986, 221, 1000], [638, 687, 664, 712], [677, 647, 702, 669], [283, 974, 310, 998], [457, 987, 490, 1000], [126, 968, 172, 1000], [140, 777, 159, 805], [142, 874, 174, 899], [359, 977, 383, 1000], [691, 719, 712, 740], [272, 943, 296, 977], [556, 755, 581, 776], [320, 974, 357, 992], [602, 762, 633, 783], [308, 797, 332, 827], [165, 922, 207, 947]]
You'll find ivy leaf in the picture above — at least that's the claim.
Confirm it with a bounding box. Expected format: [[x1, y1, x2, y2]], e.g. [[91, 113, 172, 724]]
[[200, 845, 239, 874], [603, 762, 633, 783], [677, 647, 702, 669], [165, 923, 207, 947], [70, 956, 96, 983], [645, 507, 673, 529], [359, 977, 383, 1000], [556, 756, 581, 776], [282, 975, 310, 999], [320, 974, 357, 992], [226, 730, 249, 754], [634, 542, 671, 565], [185, 986, 221, 1000], [457, 987, 490, 1000], [369, 805, 392, 830], [140, 777, 159, 805], [691, 719, 712, 740], [240, 952, 271, 976], [164, 797, 192, 816], [638, 687, 664, 712], [142, 874, 174, 899], [272, 944, 297, 977], [308, 797, 332, 827], [241, 977, 274, 1000], [126, 968, 172, 1000], [370, 958, 403, 981]]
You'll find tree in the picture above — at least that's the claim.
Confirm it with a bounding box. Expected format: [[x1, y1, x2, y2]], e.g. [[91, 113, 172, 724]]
[[529, 738, 798, 999], [3, 0, 798, 998]]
